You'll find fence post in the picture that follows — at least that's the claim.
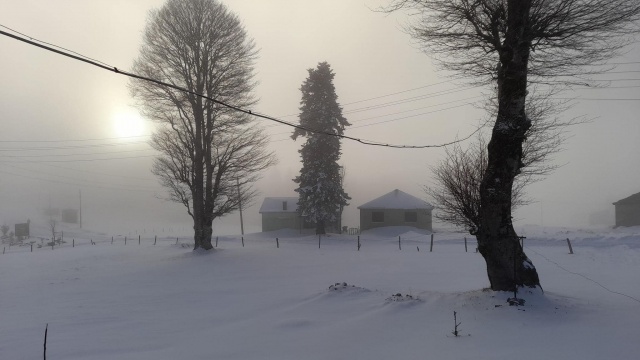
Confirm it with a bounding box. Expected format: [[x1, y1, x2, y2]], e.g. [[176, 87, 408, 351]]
[[566, 238, 574, 254], [464, 237, 468, 252], [430, 233, 434, 252], [357, 235, 360, 251], [73, 239, 75, 248], [31, 244, 33, 252], [318, 234, 321, 249], [139, 235, 141, 245], [176, 237, 179, 245], [276, 237, 279, 248], [111, 236, 113, 244], [215, 236, 218, 247], [241, 237, 244, 247], [154, 236, 157, 245], [125, 236, 127, 245], [398, 236, 402, 251]]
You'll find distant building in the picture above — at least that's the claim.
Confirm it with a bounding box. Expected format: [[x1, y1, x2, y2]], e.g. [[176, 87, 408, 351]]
[[61, 209, 79, 224], [259, 197, 306, 232], [613, 192, 640, 227], [259, 197, 343, 233], [358, 189, 434, 231]]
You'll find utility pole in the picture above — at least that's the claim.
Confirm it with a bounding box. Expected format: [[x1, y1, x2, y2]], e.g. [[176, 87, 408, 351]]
[[79, 189, 82, 229], [236, 178, 244, 235]]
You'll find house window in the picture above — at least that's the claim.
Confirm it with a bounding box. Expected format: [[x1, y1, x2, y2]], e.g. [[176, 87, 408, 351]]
[[282, 201, 287, 211], [405, 211, 418, 223], [372, 212, 384, 223]]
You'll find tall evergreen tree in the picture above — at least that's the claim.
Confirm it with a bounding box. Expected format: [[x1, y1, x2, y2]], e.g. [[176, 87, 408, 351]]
[[292, 62, 350, 234]]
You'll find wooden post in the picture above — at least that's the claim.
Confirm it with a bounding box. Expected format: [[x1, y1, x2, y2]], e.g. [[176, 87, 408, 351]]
[[566, 238, 574, 254], [276, 237, 279, 248], [154, 236, 157, 245], [357, 235, 360, 251], [318, 234, 321, 249], [139, 235, 141, 245], [464, 237, 468, 252], [430, 234, 434, 252], [125, 236, 127, 245], [111, 236, 113, 244], [398, 236, 401, 250], [215, 236, 219, 247], [176, 237, 179, 245], [31, 244, 33, 252], [241, 236, 244, 247], [44, 323, 48, 360], [73, 239, 75, 248]]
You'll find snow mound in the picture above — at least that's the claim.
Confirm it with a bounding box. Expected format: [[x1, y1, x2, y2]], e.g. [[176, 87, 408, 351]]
[[327, 282, 370, 294], [385, 293, 421, 303]]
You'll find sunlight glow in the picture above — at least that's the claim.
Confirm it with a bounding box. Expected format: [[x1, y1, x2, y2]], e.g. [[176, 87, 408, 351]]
[[112, 109, 147, 138]]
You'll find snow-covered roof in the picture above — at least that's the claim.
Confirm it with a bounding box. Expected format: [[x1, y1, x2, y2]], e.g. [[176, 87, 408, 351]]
[[613, 192, 640, 205], [259, 197, 299, 213], [358, 189, 433, 210]]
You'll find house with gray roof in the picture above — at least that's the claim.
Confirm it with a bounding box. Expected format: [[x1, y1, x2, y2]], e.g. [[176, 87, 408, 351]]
[[259, 197, 304, 232], [358, 189, 434, 231]]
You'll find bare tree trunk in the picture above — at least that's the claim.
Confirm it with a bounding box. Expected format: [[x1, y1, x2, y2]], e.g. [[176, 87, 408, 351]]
[[477, 0, 540, 291]]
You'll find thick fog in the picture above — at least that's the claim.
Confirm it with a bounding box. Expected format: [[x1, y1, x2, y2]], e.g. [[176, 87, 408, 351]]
[[1, 0, 638, 236]]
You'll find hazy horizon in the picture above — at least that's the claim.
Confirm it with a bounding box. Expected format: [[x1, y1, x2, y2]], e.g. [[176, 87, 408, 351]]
[[1, 0, 638, 236]]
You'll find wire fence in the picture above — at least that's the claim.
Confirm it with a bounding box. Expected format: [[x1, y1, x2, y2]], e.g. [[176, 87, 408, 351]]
[[0, 232, 484, 254], [3, 232, 638, 304]]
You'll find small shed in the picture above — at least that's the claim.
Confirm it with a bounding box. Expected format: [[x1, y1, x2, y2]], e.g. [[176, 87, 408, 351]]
[[613, 192, 640, 227], [259, 197, 303, 232], [358, 189, 434, 231]]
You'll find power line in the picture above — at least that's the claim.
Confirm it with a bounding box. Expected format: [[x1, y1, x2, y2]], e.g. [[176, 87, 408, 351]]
[[0, 26, 478, 150], [0, 148, 157, 158], [0, 167, 158, 193], [2, 163, 157, 192], [0, 141, 149, 152], [0, 154, 157, 163], [0, 134, 150, 143], [525, 245, 640, 304], [266, 96, 481, 137], [556, 98, 640, 101], [0, 24, 114, 68], [37, 162, 155, 181]]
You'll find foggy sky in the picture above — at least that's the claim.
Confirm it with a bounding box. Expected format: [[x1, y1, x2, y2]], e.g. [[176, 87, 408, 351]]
[[1, 0, 639, 235]]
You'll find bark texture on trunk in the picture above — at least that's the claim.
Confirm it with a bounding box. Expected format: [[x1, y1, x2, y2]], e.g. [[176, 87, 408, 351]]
[[477, 0, 540, 291]]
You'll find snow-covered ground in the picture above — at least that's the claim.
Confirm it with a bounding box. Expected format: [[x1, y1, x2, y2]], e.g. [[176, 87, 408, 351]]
[[1, 224, 639, 359]]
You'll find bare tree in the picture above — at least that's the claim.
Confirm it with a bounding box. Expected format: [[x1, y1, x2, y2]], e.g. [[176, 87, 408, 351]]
[[49, 217, 57, 243], [387, 0, 640, 291], [130, 0, 275, 250], [426, 91, 580, 233]]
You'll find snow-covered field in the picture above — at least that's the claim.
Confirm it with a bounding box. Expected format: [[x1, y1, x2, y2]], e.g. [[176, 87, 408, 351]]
[[1, 225, 639, 360]]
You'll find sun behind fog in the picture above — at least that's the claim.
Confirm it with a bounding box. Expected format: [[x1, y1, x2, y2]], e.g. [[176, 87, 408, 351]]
[[112, 109, 147, 138]]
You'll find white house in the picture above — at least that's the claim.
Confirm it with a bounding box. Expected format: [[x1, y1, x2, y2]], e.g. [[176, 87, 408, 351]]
[[358, 189, 434, 231]]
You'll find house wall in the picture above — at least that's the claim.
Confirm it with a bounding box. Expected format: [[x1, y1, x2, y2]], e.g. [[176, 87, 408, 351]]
[[261, 212, 301, 232], [615, 203, 640, 227], [359, 209, 432, 231]]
